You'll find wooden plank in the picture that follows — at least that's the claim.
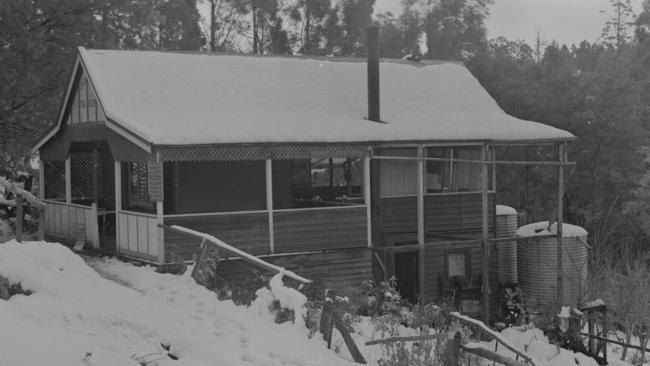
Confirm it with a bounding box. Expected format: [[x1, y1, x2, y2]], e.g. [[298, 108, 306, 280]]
[[70, 207, 79, 240], [137, 216, 148, 255], [84, 207, 94, 247], [128, 215, 138, 252], [118, 214, 129, 250], [147, 217, 159, 257], [56, 204, 64, 236]]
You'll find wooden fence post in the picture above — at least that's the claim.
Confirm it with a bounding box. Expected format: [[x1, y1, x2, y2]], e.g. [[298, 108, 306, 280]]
[[319, 289, 367, 364], [319, 289, 335, 348], [446, 331, 461, 366], [15, 194, 23, 243]]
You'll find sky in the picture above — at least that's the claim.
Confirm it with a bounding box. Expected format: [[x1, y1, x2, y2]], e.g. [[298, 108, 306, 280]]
[[375, 0, 646, 47]]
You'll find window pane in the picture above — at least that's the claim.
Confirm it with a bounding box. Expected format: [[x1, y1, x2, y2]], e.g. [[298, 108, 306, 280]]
[[426, 148, 450, 193], [273, 157, 363, 209], [448, 252, 467, 277], [451, 148, 482, 191], [379, 148, 417, 196]]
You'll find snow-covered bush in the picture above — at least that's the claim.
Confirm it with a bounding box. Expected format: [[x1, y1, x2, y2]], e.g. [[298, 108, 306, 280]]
[[0, 274, 32, 300]]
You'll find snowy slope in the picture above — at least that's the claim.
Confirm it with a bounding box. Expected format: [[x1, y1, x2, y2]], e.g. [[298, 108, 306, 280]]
[[0, 240, 638, 366], [0, 240, 356, 366]]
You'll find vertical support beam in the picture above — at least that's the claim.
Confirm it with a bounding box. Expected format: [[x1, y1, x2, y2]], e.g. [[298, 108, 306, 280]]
[[65, 155, 72, 204], [38, 159, 45, 240], [557, 142, 565, 306], [266, 158, 274, 254], [114, 161, 122, 255], [364, 154, 372, 248], [481, 143, 490, 324], [156, 154, 165, 265], [417, 145, 425, 303], [92, 147, 99, 205]]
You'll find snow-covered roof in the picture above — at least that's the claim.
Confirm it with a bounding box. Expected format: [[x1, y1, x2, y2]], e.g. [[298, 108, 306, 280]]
[[74, 47, 575, 146]]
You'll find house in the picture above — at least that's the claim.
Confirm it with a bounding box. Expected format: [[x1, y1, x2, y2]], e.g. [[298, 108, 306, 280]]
[[33, 28, 575, 320]]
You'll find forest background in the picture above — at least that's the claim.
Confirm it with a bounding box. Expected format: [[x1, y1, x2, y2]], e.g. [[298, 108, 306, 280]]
[[1, 0, 650, 258]]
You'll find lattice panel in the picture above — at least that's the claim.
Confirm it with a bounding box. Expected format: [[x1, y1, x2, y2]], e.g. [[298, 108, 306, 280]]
[[70, 151, 103, 200], [43, 160, 65, 200], [157, 144, 370, 162], [291, 160, 310, 185]]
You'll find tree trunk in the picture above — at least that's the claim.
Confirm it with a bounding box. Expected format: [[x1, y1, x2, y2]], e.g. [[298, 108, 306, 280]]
[[210, 0, 216, 52], [304, 0, 311, 54], [252, 0, 259, 54]]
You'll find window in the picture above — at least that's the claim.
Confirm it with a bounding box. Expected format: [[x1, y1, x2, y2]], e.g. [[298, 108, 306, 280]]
[[447, 251, 470, 277], [379, 148, 418, 196], [273, 157, 363, 209], [451, 148, 482, 192], [426, 148, 450, 193], [424, 147, 492, 194]]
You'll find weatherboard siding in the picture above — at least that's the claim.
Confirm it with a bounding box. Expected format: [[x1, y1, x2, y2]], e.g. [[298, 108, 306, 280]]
[[379, 193, 496, 245], [164, 213, 270, 260], [213, 248, 372, 292], [273, 206, 367, 253]]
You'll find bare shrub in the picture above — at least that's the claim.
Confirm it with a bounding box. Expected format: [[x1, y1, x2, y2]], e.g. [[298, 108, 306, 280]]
[[587, 242, 650, 363]]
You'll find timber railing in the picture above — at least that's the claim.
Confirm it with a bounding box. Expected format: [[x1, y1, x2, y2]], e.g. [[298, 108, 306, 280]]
[[42, 200, 99, 248], [116, 210, 160, 262]]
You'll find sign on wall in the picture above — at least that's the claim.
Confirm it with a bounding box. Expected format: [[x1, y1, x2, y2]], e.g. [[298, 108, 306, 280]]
[[147, 161, 164, 202]]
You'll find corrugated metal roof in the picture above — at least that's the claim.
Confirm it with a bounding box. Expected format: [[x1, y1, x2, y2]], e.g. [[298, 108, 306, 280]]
[[79, 48, 575, 146]]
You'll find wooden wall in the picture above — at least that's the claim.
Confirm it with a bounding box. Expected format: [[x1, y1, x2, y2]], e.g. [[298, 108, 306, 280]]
[[164, 213, 269, 260], [422, 239, 499, 305], [213, 248, 372, 293], [378, 193, 495, 245], [379, 196, 418, 243], [425, 193, 495, 234], [67, 70, 106, 125], [274, 206, 367, 253]]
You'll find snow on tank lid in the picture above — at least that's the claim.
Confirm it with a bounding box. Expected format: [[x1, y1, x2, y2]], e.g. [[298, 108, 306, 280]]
[[516, 221, 588, 238], [496, 205, 517, 216]]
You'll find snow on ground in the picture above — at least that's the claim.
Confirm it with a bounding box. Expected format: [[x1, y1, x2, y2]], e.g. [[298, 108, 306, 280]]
[[0, 239, 640, 366], [0, 240, 358, 366], [479, 326, 598, 366]]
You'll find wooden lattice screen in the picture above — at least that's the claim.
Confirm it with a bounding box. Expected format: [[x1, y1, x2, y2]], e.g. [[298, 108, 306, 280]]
[[43, 160, 66, 200], [70, 151, 103, 201]]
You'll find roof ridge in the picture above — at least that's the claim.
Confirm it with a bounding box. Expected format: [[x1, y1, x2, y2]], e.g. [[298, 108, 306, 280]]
[[82, 47, 464, 67]]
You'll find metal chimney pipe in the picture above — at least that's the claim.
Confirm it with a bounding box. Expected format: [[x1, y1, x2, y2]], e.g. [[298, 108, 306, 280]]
[[367, 24, 380, 122]]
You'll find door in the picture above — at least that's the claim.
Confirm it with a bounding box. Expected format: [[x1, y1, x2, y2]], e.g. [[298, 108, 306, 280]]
[[394, 251, 419, 303]]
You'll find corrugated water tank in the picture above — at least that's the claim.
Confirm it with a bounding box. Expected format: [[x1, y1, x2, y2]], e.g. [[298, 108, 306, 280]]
[[516, 221, 588, 308], [495, 205, 518, 283]]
